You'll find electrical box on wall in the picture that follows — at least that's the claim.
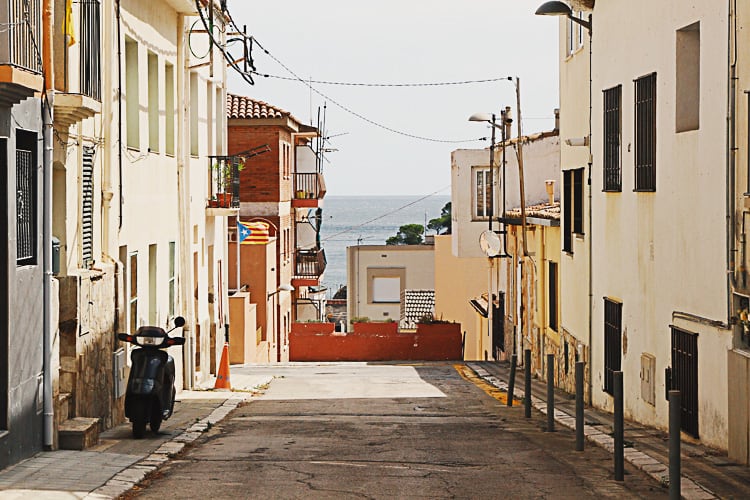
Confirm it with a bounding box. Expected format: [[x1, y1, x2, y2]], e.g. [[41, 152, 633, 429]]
[[640, 353, 656, 406]]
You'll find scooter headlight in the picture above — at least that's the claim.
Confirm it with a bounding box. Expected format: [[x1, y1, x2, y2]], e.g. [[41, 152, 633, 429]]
[[136, 335, 162, 347]]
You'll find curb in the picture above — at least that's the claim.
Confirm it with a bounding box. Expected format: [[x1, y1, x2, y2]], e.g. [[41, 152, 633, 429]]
[[84, 393, 249, 500], [466, 363, 716, 500]]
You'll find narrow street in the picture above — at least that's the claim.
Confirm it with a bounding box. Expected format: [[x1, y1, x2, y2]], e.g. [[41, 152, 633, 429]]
[[129, 363, 667, 499]]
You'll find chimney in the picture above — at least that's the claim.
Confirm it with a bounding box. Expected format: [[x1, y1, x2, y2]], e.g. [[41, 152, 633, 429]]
[[504, 106, 512, 140], [554, 108, 560, 131], [545, 180, 555, 205]]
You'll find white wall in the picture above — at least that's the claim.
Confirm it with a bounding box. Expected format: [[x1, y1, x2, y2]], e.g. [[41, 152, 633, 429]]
[[589, 0, 731, 449]]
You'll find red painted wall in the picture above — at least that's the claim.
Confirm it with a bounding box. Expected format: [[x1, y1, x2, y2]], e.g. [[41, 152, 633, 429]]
[[290, 322, 462, 361]]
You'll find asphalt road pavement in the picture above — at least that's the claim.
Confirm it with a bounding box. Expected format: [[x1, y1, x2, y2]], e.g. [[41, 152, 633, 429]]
[[128, 362, 667, 499]]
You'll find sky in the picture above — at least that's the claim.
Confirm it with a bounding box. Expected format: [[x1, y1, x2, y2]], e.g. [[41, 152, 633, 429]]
[[224, 1, 560, 196]]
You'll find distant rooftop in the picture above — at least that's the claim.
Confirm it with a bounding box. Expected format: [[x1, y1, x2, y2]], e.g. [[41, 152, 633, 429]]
[[227, 94, 289, 120]]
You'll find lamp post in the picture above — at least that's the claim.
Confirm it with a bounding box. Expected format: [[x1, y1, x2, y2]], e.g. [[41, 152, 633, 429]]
[[535, 0, 594, 404], [269, 284, 295, 362]]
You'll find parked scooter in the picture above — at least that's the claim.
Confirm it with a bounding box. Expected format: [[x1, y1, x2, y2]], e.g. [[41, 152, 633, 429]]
[[117, 317, 186, 438]]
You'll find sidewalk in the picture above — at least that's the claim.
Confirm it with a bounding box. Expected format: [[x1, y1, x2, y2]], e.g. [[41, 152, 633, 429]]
[[467, 361, 750, 500], [0, 371, 272, 500]]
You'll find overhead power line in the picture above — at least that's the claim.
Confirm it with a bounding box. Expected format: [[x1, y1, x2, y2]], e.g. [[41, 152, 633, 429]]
[[251, 71, 512, 88], [252, 40, 483, 144]]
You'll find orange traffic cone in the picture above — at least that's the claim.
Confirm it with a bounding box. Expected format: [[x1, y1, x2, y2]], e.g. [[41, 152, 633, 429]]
[[214, 342, 231, 390]]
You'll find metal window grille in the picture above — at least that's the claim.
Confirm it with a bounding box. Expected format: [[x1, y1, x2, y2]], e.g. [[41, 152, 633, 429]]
[[573, 168, 584, 234], [603, 298, 622, 395], [548, 262, 558, 331], [563, 170, 572, 252], [670, 326, 699, 438], [492, 292, 505, 355], [635, 73, 657, 191], [16, 137, 36, 265], [79, 0, 101, 100], [81, 147, 94, 267], [603, 85, 622, 191]]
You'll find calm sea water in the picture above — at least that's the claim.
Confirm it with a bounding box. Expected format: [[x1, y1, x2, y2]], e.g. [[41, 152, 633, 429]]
[[319, 195, 450, 297]]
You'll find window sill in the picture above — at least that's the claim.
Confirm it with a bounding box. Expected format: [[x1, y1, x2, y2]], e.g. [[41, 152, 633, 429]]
[[633, 189, 656, 193], [602, 189, 622, 193], [574, 233, 585, 239]]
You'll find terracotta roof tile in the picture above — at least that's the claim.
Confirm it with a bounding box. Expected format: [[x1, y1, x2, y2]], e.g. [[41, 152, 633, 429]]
[[506, 201, 561, 221], [227, 93, 289, 120]]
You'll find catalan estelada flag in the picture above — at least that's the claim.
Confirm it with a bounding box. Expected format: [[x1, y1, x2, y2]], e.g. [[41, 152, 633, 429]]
[[65, 0, 75, 46], [238, 221, 270, 244]]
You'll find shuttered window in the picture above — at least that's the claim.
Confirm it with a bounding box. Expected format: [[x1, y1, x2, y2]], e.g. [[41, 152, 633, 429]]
[[16, 131, 36, 266], [563, 170, 572, 252], [635, 73, 657, 191], [548, 262, 558, 331], [604, 298, 623, 395], [603, 85, 622, 191], [82, 147, 94, 268], [573, 168, 584, 234]]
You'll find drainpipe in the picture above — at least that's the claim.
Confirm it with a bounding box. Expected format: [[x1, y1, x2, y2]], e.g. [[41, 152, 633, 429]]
[[728, 0, 738, 326], [176, 13, 194, 388], [42, 0, 54, 450]]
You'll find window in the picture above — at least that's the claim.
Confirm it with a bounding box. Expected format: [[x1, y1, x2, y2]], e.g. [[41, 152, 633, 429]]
[[147, 51, 159, 153], [165, 63, 175, 155], [563, 170, 572, 252], [367, 267, 405, 304], [635, 72, 657, 191], [372, 277, 400, 303], [676, 23, 700, 132], [473, 167, 493, 220], [562, 168, 584, 252], [190, 72, 199, 157], [168, 242, 176, 318], [16, 130, 37, 266], [548, 262, 558, 331], [573, 168, 584, 234], [603, 297, 622, 395], [79, 0, 101, 101], [129, 252, 138, 333], [125, 37, 139, 149], [81, 147, 94, 268], [603, 85, 622, 191], [566, 11, 585, 56]]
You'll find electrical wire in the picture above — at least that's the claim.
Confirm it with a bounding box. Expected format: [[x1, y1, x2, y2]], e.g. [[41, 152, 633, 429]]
[[250, 71, 512, 88], [321, 186, 450, 242]]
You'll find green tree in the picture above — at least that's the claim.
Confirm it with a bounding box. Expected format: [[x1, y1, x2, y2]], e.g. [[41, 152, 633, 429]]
[[386, 224, 424, 245], [427, 202, 451, 235]]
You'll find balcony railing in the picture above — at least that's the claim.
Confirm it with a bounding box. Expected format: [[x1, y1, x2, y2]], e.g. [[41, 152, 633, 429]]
[[293, 172, 326, 200], [78, 0, 101, 100], [0, 0, 42, 73], [295, 248, 326, 278], [207, 156, 241, 209]]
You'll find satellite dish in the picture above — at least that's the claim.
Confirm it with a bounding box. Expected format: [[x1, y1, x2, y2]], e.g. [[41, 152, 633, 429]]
[[479, 230, 502, 257]]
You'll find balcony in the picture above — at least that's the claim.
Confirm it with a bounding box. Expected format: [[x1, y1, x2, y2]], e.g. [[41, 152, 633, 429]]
[[0, 0, 44, 106], [292, 172, 326, 208], [54, 0, 102, 129], [206, 155, 241, 216], [294, 248, 326, 284]]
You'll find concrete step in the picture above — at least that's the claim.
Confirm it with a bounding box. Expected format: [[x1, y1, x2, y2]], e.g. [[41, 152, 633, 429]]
[[58, 417, 100, 450]]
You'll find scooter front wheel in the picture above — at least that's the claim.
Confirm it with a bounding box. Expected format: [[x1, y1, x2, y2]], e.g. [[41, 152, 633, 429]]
[[150, 409, 163, 433], [131, 401, 148, 439]]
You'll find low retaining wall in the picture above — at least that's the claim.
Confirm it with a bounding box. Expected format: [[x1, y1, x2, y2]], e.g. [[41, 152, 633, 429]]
[[290, 322, 462, 361]]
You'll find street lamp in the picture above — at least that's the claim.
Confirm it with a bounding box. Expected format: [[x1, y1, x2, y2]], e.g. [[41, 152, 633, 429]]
[[269, 284, 295, 362], [535, 1, 592, 34]]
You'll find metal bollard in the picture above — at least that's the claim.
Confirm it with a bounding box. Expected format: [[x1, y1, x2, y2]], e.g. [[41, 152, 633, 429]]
[[575, 361, 584, 451], [614, 371, 624, 481], [669, 390, 681, 500], [547, 353, 555, 432], [524, 349, 532, 418], [507, 354, 517, 407]]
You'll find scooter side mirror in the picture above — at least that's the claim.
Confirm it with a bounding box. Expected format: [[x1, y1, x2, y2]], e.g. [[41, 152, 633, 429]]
[[173, 316, 186, 328], [117, 333, 131, 342]]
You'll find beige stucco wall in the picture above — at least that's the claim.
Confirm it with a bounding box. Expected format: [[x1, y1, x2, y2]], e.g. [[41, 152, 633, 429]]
[[347, 245, 435, 326], [451, 135, 560, 260], [587, 1, 732, 449], [433, 235, 491, 360]]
